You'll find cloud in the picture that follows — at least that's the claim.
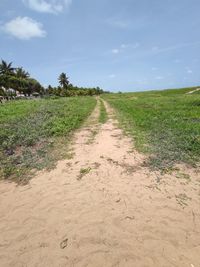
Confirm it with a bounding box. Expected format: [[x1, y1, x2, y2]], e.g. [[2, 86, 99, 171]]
[[109, 74, 116, 78], [186, 68, 193, 74], [132, 43, 140, 49], [106, 16, 146, 30], [107, 18, 130, 29], [174, 59, 181, 63], [151, 41, 200, 55], [120, 44, 128, 49], [121, 43, 140, 49], [152, 46, 159, 52], [112, 49, 120, 54], [112, 43, 140, 55], [155, 76, 164, 80], [3, 16, 46, 40], [23, 0, 72, 14]]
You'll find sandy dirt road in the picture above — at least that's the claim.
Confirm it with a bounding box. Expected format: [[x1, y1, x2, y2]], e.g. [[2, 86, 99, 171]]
[[0, 99, 200, 267]]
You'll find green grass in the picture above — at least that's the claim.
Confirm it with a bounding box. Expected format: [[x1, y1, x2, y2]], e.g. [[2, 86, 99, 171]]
[[103, 87, 200, 170], [99, 99, 108, 124], [0, 97, 96, 182], [77, 167, 92, 180]]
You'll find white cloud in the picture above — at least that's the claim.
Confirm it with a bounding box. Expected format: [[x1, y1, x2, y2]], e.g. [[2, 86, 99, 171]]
[[121, 43, 140, 49], [112, 49, 120, 54], [112, 43, 140, 55], [107, 18, 130, 29], [106, 16, 147, 31], [187, 69, 193, 74], [155, 76, 164, 80], [23, 0, 72, 14], [152, 46, 159, 52], [109, 74, 116, 78], [120, 44, 128, 49], [3, 16, 46, 40], [151, 41, 200, 55], [185, 67, 193, 74], [132, 43, 140, 49]]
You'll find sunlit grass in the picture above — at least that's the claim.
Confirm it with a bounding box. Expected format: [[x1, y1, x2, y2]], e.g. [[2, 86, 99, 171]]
[[99, 99, 107, 124], [0, 97, 96, 182], [104, 87, 200, 170]]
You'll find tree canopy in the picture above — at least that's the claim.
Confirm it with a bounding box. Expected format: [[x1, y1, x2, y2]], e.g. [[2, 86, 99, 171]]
[[58, 73, 69, 89], [0, 60, 44, 96], [0, 59, 106, 98]]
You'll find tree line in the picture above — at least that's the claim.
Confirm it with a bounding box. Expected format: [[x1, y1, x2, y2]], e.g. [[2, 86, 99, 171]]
[[0, 60, 44, 97], [0, 60, 105, 99]]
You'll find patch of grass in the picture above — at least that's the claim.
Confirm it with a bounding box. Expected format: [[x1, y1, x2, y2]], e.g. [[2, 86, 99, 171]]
[[175, 172, 191, 181], [0, 97, 96, 182], [99, 99, 108, 124], [103, 87, 200, 170], [175, 193, 192, 207], [86, 129, 99, 145], [77, 167, 91, 180]]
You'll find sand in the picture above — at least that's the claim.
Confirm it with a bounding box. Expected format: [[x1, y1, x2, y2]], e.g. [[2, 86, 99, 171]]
[[0, 99, 200, 267]]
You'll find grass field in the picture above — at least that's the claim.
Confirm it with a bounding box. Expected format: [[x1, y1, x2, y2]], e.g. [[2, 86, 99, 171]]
[[104, 87, 200, 170], [99, 99, 108, 124], [0, 97, 96, 182]]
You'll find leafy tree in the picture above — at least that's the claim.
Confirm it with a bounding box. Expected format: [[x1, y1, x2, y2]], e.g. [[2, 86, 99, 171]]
[[0, 59, 105, 98], [0, 60, 15, 75], [25, 79, 43, 96], [0, 74, 13, 90], [58, 73, 69, 89], [47, 85, 54, 95], [15, 67, 30, 79]]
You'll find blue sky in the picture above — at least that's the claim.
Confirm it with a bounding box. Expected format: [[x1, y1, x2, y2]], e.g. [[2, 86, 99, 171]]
[[0, 0, 200, 92]]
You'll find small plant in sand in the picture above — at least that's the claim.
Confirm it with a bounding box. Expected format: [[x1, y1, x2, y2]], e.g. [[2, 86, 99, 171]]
[[77, 167, 92, 180]]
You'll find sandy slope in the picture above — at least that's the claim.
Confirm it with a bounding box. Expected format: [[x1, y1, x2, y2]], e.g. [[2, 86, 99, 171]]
[[0, 99, 200, 267]]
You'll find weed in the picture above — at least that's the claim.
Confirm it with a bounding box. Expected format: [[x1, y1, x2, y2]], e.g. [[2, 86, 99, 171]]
[[175, 193, 192, 207], [77, 167, 91, 180], [175, 172, 191, 181]]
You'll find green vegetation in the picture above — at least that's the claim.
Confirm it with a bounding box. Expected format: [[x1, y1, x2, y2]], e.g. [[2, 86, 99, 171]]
[[99, 99, 108, 124], [58, 72, 70, 88], [77, 167, 92, 180], [46, 84, 104, 97], [104, 87, 200, 170], [0, 59, 105, 182], [0, 60, 44, 97], [0, 60, 105, 99], [0, 97, 96, 182]]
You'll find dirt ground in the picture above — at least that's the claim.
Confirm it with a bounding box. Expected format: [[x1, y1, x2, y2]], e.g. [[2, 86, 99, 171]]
[[0, 99, 200, 267]]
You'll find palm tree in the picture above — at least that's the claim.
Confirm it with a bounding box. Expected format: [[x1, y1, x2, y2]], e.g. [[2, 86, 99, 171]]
[[58, 72, 69, 88], [0, 60, 15, 75], [15, 67, 30, 79]]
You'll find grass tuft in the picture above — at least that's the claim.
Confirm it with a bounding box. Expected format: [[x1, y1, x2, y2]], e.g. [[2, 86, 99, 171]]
[[99, 99, 108, 124]]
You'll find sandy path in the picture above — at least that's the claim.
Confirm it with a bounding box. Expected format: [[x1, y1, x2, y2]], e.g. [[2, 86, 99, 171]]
[[186, 88, 200, 94], [0, 99, 200, 267]]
